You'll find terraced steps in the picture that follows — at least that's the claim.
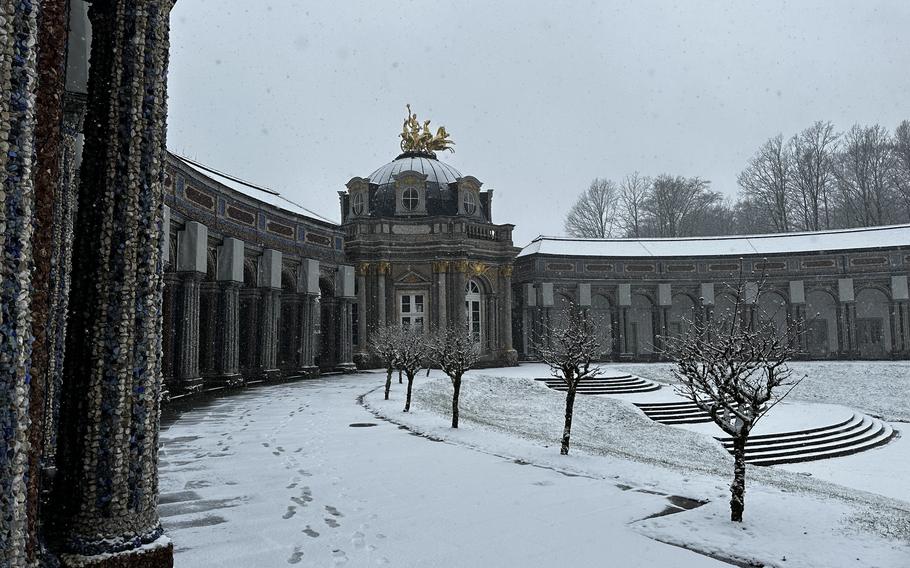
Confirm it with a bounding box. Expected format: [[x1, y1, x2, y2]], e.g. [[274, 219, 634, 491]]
[[717, 414, 896, 466], [634, 401, 713, 424], [534, 374, 661, 395]]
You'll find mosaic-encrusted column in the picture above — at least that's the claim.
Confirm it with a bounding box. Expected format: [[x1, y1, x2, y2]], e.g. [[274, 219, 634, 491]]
[[174, 272, 203, 392], [214, 282, 242, 386], [161, 271, 179, 391], [335, 298, 356, 372], [0, 2, 40, 565], [258, 289, 281, 379], [52, 1, 175, 565]]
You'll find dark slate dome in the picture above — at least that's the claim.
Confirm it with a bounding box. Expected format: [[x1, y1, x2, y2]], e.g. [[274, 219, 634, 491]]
[[366, 151, 465, 216]]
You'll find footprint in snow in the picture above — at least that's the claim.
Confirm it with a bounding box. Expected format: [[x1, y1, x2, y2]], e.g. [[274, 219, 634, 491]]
[[351, 531, 365, 550], [283, 506, 297, 520], [332, 550, 348, 565], [325, 505, 343, 517], [287, 547, 303, 564], [325, 517, 340, 528], [303, 526, 320, 538]]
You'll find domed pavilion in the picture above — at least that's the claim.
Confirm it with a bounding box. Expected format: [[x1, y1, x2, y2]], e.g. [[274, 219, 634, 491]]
[[341, 110, 519, 367]]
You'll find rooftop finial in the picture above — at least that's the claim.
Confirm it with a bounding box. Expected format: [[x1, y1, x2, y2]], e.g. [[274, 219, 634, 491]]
[[399, 104, 455, 155]]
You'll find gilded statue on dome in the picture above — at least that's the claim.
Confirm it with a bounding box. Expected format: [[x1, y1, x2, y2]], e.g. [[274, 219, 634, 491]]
[[400, 104, 455, 154]]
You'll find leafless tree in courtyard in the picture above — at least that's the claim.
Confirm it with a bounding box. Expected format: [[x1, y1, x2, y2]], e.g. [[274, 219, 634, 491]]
[[643, 174, 718, 237], [369, 323, 402, 400], [534, 302, 602, 455], [738, 134, 792, 233], [668, 269, 803, 522], [618, 172, 649, 238], [428, 324, 480, 428], [395, 325, 431, 412], [564, 178, 620, 238], [790, 121, 838, 231]]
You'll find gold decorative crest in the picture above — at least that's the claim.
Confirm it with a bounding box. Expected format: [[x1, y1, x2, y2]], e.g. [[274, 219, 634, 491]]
[[469, 261, 489, 276], [400, 104, 455, 155]]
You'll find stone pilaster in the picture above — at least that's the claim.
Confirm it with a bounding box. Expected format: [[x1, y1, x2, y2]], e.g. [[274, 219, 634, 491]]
[[498, 266, 517, 364], [52, 1, 176, 565], [336, 298, 357, 372], [377, 262, 390, 326], [355, 263, 369, 362], [297, 294, 319, 374], [434, 261, 449, 329], [453, 260, 468, 324]]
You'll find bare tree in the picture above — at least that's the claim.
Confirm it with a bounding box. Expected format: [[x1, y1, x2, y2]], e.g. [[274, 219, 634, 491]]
[[893, 120, 910, 223], [644, 174, 718, 237], [790, 121, 838, 231], [834, 124, 896, 227], [618, 172, 649, 238], [669, 270, 803, 522], [428, 324, 480, 428], [368, 323, 402, 400], [395, 325, 431, 412], [534, 302, 601, 455], [738, 134, 792, 233], [564, 178, 619, 238]]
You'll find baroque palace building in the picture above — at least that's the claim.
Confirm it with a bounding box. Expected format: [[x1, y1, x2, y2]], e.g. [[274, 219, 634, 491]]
[[1, 2, 909, 567]]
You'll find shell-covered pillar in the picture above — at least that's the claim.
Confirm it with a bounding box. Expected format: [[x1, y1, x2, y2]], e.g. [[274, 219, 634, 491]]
[[0, 2, 40, 565], [52, 1, 175, 565]]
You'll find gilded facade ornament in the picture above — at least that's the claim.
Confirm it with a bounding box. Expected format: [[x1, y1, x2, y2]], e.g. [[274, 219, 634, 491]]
[[433, 260, 449, 273], [357, 262, 371, 276], [400, 104, 455, 155], [499, 265, 514, 277], [453, 260, 469, 273], [470, 261, 489, 276], [376, 261, 392, 275]]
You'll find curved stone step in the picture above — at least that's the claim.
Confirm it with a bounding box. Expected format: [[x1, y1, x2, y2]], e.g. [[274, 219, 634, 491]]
[[722, 415, 858, 443], [748, 423, 895, 466], [738, 420, 878, 456], [534, 375, 661, 395], [723, 416, 868, 450]]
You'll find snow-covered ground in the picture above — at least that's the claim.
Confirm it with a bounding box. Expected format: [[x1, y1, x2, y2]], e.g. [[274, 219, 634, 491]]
[[159, 364, 910, 567]]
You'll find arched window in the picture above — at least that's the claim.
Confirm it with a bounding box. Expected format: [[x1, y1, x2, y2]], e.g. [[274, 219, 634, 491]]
[[463, 191, 476, 215], [351, 192, 364, 215], [465, 280, 482, 343], [402, 187, 419, 211]]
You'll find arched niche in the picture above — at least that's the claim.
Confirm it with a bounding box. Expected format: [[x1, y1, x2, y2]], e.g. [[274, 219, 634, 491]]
[[805, 289, 838, 357], [855, 287, 891, 358]]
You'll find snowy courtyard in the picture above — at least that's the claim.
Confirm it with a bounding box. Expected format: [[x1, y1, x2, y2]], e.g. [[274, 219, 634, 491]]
[[159, 364, 910, 567]]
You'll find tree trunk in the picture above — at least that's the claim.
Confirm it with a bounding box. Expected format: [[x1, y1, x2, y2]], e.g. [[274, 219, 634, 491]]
[[384, 366, 393, 400], [730, 436, 747, 522], [451, 374, 462, 428], [561, 384, 577, 455], [404, 372, 415, 412], [398, 368, 403, 384]]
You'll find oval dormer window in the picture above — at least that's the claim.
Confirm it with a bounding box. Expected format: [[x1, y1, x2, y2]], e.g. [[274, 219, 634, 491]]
[[402, 187, 419, 211], [463, 191, 477, 215], [352, 192, 364, 215]]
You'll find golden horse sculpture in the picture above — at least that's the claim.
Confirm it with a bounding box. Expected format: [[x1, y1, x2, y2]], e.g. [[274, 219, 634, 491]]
[[400, 104, 455, 154]]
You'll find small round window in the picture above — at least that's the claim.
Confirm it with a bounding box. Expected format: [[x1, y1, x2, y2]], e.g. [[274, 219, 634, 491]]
[[463, 191, 477, 215], [402, 187, 419, 211], [352, 192, 364, 215]]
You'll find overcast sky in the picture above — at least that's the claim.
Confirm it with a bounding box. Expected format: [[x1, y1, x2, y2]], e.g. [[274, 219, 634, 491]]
[[167, 1, 910, 246]]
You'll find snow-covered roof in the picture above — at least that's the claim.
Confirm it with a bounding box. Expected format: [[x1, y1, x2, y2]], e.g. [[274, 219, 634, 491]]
[[172, 153, 338, 226], [518, 225, 910, 258]]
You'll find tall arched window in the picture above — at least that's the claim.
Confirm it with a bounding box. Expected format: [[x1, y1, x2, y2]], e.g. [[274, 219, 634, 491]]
[[465, 280, 482, 343]]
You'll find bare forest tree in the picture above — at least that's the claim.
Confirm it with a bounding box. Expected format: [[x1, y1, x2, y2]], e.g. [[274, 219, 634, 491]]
[[644, 174, 719, 237], [564, 178, 619, 238], [790, 121, 838, 231], [834, 124, 896, 227], [738, 134, 792, 233], [669, 270, 803, 522], [893, 120, 910, 222], [369, 323, 402, 400], [428, 324, 480, 428], [534, 303, 602, 455], [618, 172, 649, 238], [395, 325, 431, 412]]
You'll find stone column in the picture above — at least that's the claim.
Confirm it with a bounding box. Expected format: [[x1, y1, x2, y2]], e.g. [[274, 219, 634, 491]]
[[618, 283, 632, 357], [297, 260, 320, 375], [52, 1, 176, 564], [838, 278, 856, 357], [161, 272, 179, 389]]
